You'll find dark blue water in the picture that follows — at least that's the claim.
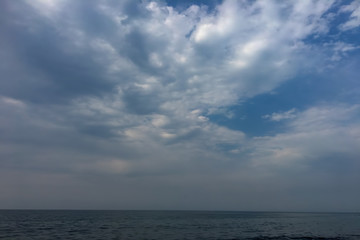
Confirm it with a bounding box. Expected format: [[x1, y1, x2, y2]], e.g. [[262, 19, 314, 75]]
[[0, 210, 359, 240]]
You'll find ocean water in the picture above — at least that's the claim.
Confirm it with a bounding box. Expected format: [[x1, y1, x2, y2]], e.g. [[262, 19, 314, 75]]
[[0, 210, 359, 240]]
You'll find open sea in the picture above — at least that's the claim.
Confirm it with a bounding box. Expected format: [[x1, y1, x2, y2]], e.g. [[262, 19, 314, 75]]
[[0, 210, 359, 240]]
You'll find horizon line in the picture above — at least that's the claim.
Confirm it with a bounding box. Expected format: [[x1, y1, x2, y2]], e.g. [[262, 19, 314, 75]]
[[0, 209, 359, 214]]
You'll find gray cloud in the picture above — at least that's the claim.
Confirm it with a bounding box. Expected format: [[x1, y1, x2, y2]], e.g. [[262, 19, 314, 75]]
[[1, 2, 117, 103]]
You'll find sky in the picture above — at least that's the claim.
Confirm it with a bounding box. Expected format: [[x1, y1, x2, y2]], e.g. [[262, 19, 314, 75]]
[[1, 0, 360, 212]]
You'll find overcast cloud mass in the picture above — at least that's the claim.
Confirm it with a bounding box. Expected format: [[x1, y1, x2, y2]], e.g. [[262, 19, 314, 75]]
[[1, 0, 360, 211]]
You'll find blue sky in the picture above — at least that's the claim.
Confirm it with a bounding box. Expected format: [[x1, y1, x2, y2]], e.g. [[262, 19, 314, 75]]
[[1, 0, 360, 211]]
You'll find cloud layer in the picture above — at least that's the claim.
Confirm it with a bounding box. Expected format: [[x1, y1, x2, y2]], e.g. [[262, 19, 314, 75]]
[[1, 0, 360, 211]]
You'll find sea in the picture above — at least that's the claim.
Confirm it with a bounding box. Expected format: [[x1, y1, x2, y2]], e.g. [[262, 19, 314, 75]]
[[0, 210, 359, 240]]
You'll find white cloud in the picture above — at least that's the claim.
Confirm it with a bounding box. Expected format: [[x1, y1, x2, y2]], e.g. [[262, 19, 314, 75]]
[[263, 108, 297, 121], [339, 1, 360, 31], [63, 0, 338, 131], [0, 96, 25, 108], [252, 104, 360, 167], [325, 42, 360, 61]]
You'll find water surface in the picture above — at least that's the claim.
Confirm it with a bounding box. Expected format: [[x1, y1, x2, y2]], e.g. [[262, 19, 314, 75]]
[[0, 210, 359, 239]]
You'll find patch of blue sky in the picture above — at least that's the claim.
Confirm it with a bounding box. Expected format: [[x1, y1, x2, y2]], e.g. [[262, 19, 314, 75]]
[[207, 52, 360, 137]]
